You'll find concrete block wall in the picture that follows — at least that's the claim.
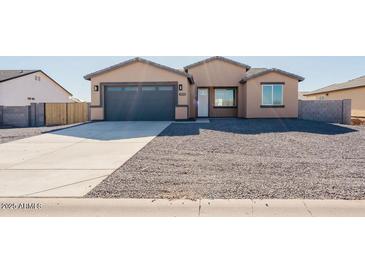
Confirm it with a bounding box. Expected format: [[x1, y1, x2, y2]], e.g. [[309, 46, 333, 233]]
[[342, 99, 352, 125], [2, 106, 30, 127], [0, 106, 3, 126], [298, 99, 352, 125], [30, 103, 45, 127], [0, 103, 45, 128]]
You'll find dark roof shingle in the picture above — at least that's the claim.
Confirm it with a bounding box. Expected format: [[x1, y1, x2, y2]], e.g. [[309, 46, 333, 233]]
[[0, 70, 39, 82]]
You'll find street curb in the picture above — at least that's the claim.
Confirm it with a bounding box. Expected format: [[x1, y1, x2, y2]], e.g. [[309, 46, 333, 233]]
[[1, 198, 365, 217]]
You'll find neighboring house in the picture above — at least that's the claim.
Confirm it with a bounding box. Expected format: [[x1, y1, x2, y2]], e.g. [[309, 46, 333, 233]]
[[303, 75, 365, 117], [84, 57, 304, 121], [0, 70, 73, 106], [70, 97, 84, 103], [298, 91, 309, 100]]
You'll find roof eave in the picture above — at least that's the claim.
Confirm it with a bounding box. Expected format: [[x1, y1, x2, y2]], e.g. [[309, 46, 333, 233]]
[[84, 57, 193, 83], [304, 84, 365, 96], [240, 69, 304, 84], [39, 71, 73, 97], [184, 56, 251, 70], [0, 70, 72, 97]]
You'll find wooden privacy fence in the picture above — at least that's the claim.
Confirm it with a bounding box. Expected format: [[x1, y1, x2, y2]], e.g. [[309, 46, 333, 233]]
[[45, 103, 89, 126]]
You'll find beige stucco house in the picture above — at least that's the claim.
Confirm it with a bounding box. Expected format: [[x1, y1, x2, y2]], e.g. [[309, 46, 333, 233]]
[[0, 70, 73, 106], [303, 75, 365, 117], [84, 57, 304, 121]]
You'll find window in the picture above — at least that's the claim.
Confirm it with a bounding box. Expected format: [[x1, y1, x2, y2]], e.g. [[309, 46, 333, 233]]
[[106, 86, 138, 92], [158, 86, 174, 91], [141, 86, 174, 91], [123, 86, 138, 92], [141, 86, 157, 91], [261, 84, 284, 106], [214, 88, 236, 107]]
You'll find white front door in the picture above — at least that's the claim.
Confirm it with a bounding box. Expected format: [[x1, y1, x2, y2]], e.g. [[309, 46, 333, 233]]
[[198, 88, 209, 117]]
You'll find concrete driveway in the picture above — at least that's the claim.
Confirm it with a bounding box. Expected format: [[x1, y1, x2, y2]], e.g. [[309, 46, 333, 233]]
[[0, 121, 170, 197]]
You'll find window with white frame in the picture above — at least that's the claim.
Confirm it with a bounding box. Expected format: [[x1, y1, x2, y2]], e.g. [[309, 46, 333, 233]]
[[262, 84, 284, 106]]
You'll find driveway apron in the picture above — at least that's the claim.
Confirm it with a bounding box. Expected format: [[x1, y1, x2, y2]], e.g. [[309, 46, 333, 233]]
[[0, 122, 170, 197]]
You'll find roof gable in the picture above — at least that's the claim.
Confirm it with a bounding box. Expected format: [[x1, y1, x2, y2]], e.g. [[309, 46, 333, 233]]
[[84, 57, 194, 83], [240, 68, 304, 83], [304, 75, 365, 96], [39, 71, 73, 96], [0, 70, 40, 82], [184, 56, 251, 71], [0, 70, 72, 96]]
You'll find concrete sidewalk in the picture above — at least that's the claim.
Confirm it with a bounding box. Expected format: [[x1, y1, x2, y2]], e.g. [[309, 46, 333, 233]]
[[1, 198, 365, 217]]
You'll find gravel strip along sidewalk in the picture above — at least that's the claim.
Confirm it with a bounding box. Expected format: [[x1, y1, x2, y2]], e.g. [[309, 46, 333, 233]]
[[0, 123, 87, 144], [86, 119, 365, 200]]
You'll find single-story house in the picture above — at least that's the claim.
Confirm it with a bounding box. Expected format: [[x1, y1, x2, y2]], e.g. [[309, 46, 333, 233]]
[[303, 75, 365, 117], [298, 91, 309, 100], [84, 57, 304, 121], [0, 70, 74, 106]]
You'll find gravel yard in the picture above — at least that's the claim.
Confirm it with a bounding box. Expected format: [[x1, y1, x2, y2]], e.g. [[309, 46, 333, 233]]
[[86, 119, 365, 200], [0, 123, 86, 144]]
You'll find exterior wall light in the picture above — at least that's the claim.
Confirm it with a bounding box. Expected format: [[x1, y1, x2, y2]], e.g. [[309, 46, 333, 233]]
[[94, 85, 99, 92], [178, 84, 183, 91]]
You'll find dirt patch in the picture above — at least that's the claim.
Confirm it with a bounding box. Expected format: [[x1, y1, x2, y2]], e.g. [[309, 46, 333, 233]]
[[352, 118, 365, 126]]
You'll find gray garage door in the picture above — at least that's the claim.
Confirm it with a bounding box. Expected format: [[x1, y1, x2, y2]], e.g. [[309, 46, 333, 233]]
[[104, 84, 177, 121]]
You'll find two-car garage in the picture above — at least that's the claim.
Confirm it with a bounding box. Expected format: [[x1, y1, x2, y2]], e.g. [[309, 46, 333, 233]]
[[104, 83, 177, 121], [84, 57, 193, 121]]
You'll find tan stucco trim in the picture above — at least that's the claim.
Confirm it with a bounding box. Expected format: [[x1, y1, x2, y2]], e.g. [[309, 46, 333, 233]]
[[188, 83, 197, 119], [237, 84, 247, 118], [175, 105, 189, 120], [90, 107, 104, 120]]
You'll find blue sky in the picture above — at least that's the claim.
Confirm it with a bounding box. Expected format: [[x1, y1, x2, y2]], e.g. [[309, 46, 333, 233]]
[[1, 56, 364, 101]]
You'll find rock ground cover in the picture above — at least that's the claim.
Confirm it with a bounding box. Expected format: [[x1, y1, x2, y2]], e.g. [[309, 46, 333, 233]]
[[86, 119, 365, 200]]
